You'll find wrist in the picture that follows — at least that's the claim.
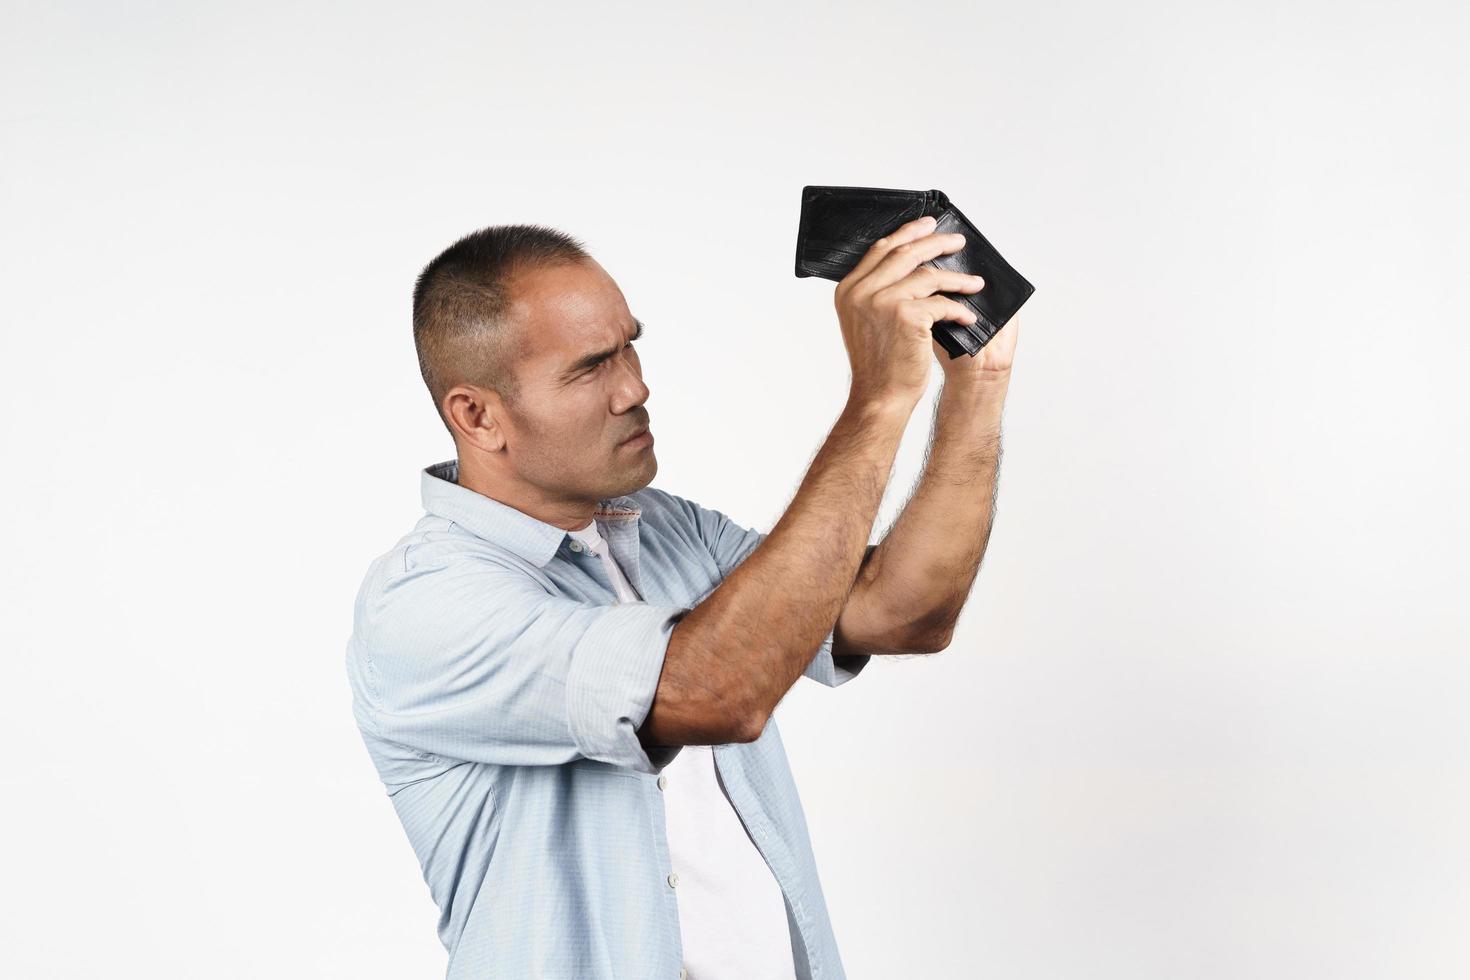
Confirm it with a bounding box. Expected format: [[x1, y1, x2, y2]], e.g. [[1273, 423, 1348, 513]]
[[940, 372, 1010, 405]]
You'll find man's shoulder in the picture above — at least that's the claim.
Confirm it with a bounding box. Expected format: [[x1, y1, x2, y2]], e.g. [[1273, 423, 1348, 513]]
[[351, 516, 534, 618], [358, 514, 490, 572], [352, 517, 549, 646]]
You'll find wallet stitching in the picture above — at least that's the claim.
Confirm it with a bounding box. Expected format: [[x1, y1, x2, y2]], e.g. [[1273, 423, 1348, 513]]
[[806, 187, 926, 200]]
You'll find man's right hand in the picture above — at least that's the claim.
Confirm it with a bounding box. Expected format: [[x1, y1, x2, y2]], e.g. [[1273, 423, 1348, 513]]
[[834, 214, 986, 408]]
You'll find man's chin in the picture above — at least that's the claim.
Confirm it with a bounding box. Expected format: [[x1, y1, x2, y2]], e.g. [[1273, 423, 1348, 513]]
[[607, 453, 656, 498]]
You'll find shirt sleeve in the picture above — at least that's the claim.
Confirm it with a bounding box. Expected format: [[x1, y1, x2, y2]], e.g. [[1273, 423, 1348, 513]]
[[671, 492, 874, 688], [351, 551, 689, 774]]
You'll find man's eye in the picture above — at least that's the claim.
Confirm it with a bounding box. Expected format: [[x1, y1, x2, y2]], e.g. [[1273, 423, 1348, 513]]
[[579, 341, 636, 379]]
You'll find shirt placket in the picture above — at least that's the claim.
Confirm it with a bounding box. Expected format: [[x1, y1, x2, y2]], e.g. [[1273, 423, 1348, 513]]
[[592, 501, 690, 978]]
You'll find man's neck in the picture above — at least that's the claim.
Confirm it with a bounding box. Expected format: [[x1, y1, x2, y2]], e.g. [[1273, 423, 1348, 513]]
[[454, 457, 600, 532]]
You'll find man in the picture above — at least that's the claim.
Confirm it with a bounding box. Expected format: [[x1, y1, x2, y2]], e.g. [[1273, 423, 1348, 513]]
[[345, 215, 1017, 980]]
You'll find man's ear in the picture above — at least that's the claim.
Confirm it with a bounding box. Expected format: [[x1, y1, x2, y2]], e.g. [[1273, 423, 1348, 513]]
[[444, 383, 508, 453]]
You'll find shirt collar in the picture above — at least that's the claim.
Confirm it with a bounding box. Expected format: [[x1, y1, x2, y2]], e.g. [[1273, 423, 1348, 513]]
[[421, 459, 641, 568]]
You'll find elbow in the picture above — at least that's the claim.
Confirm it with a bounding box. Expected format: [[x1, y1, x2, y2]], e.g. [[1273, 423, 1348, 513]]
[[915, 633, 954, 655], [892, 623, 954, 655], [862, 592, 960, 655], [919, 627, 954, 654], [904, 608, 960, 655], [693, 684, 767, 745], [718, 686, 770, 744], [729, 707, 770, 744]]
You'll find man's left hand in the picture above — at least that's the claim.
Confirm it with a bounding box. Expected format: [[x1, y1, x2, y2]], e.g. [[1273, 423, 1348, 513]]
[[933, 315, 1019, 387]]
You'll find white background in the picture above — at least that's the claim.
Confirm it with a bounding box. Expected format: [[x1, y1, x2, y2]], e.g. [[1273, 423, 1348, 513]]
[[3, 1, 1467, 977]]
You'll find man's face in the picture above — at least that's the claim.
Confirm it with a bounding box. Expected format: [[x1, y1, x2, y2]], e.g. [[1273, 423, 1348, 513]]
[[493, 258, 657, 505]]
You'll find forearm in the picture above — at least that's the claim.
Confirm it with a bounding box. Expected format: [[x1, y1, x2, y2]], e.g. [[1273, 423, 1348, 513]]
[[672, 394, 913, 737], [852, 376, 1009, 652]]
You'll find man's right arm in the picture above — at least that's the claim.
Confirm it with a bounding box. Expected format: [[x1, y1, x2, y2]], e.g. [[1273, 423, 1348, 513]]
[[638, 392, 915, 748]]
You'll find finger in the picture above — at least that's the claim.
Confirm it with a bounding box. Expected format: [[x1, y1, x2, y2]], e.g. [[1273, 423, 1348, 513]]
[[880, 266, 985, 301], [941, 270, 985, 293], [908, 295, 978, 327], [860, 232, 967, 295], [843, 214, 942, 286]]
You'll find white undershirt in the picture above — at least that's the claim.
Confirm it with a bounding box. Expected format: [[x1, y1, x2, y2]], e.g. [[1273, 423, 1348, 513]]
[[567, 520, 797, 980]]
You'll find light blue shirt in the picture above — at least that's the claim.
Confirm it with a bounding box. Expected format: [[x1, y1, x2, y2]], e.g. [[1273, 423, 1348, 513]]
[[345, 459, 874, 979]]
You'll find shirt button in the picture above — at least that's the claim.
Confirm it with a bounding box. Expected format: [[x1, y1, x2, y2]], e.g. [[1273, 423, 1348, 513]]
[[667, 872, 679, 888], [657, 774, 668, 790], [679, 969, 688, 979], [569, 541, 583, 552]]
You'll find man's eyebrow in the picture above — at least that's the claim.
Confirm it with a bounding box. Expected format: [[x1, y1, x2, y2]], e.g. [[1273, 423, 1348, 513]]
[[559, 319, 644, 378]]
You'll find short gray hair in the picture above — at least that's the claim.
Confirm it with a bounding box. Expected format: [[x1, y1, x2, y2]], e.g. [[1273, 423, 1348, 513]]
[[412, 223, 591, 435]]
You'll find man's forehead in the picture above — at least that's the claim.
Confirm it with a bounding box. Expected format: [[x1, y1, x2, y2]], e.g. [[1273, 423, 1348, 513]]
[[506, 265, 634, 373]]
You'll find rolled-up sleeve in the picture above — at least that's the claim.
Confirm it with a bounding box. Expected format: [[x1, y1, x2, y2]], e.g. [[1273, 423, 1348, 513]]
[[668, 492, 873, 688], [802, 626, 869, 687], [349, 553, 689, 774]]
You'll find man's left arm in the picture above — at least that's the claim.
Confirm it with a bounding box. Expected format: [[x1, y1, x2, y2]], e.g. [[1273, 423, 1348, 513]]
[[833, 327, 1017, 657]]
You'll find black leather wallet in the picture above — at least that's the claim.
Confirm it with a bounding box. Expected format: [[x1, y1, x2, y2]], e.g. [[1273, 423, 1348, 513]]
[[794, 184, 1035, 359]]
